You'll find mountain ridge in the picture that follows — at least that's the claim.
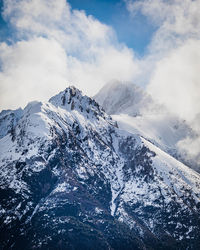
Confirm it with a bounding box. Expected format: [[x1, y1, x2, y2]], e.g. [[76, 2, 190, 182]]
[[0, 86, 200, 249]]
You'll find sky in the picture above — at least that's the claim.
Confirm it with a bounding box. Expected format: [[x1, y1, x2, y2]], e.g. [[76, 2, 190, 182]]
[[0, 0, 199, 122], [67, 0, 156, 55]]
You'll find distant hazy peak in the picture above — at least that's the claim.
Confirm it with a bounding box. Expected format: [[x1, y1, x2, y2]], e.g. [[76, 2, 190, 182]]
[[94, 80, 159, 116]]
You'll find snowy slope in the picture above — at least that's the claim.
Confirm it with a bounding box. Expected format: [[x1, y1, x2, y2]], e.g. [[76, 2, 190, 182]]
[[112, 113, 193, 157], [0, 108, 23, 139], [0, 86, 200, 249], [95, 81, 199, 172]]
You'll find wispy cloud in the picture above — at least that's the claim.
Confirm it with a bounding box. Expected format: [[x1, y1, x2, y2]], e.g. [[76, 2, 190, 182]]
[[126, 0, 200, 52]]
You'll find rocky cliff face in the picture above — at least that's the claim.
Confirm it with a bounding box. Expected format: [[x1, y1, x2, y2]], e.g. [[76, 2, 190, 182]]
[[0, 86, 200, 249]]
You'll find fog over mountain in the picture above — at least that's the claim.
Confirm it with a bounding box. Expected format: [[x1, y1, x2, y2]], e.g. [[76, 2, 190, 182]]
[[95, 80, 200, 173]]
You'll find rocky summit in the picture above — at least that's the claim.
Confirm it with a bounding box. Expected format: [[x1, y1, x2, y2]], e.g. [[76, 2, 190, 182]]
[[0, 86, 200, 250]]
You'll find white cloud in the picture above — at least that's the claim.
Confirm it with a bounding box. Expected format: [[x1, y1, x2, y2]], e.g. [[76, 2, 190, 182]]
[[147, 39, 200, 121], [126, 0, 200, 54], [0, 38, 69, 109], [126, 0, 200, 121], [0, 0, 139, 110], [3, 0, 115, 54], [67, 45, 138, 96], [1, 0, 199, 120], [126, 0, 200, 168], [177, 113, 200, 170]]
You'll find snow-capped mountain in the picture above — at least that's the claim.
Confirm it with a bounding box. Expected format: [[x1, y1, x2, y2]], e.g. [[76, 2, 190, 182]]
[[0, 86, 200, 249], [95, 81, 199, 172]]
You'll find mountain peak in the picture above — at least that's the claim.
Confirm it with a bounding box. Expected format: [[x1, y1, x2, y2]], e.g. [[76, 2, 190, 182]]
[[49, 85, 82, 108], [1, 85, 200, 249], [49, 85, 114, 124], [94, 80, 157, 116]]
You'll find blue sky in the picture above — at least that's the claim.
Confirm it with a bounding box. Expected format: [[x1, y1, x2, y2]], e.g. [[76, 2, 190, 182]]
[[0, 0, 156, 56], [0, 0, 18, 44], [0, 0, 7, 40], [68, 0, 155, 56]]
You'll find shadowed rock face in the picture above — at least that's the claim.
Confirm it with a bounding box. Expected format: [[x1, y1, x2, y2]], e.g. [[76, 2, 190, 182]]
[[0, 86, 200, 250]]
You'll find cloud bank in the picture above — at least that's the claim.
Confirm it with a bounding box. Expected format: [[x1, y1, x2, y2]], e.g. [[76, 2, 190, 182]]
[[0, 0, 139, 110]]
